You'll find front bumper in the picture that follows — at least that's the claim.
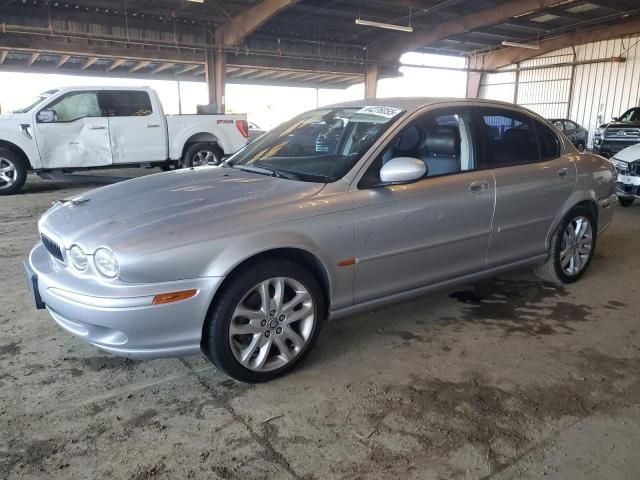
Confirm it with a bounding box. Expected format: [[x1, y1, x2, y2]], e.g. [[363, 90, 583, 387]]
[[614, 174, 640, 199], [27, 242, 223, 358], [594, 140, 640, 158], [597, 193, 618, 233]]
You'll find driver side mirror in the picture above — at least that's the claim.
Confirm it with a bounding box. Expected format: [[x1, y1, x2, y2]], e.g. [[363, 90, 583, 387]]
[[37, 109, 56, 123], [379, 157, 427, 185], [612, 116, 620, 122]]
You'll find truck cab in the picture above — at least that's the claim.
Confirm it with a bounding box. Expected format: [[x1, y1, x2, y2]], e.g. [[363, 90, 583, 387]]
[[0, 86, 249, 194]]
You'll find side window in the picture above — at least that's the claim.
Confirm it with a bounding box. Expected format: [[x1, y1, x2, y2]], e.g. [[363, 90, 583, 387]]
[[42, 92, 100, 123], [100, 91, 153, 117], [566, 121, 578, 130], [552, 120, 564, 131], [536, 121, 561, 160], [480, 109, 540, 167], [360, 108, 476, 186]]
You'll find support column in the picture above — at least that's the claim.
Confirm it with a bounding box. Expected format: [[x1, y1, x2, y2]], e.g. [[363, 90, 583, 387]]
[[466, 56, 482, 99], [365, 64, 379, 99], [205, 29, 227, 113]]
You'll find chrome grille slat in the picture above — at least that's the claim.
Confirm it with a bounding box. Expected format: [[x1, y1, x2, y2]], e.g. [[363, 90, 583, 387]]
[[41, 234, 64, 262]]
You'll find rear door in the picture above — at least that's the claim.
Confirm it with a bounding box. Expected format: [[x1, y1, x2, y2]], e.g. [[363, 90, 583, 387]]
[[477, 107, 576, 266], [34, 90, 111, 168], [99, 90, 166, 163]]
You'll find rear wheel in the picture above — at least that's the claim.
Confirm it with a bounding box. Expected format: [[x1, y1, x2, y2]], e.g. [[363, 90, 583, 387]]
[[576, 142, 586, 153], [183, 142, 222, 168], [202, 259, 325, 383], [0, 148, 27, 195], [534, 206, 596, 285], [618, 197, 635, 207]]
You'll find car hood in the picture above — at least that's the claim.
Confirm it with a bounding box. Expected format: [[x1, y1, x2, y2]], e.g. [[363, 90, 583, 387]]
[[613, 143, 640, 162], [39, 167, 325, 253], [601, 121, 640, 129]]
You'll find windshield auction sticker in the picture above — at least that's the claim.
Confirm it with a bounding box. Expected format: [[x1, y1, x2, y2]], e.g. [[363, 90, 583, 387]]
[[356, 106, 403, 118]]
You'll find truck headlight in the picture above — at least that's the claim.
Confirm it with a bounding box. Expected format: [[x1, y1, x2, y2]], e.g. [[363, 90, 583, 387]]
[[94, 248, 119, 278], [609, 158, 629, 172], [69, 245, 88, 271]]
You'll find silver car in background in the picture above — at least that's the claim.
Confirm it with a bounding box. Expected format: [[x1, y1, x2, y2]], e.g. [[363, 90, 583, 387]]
[[25, 98, 617, 382]]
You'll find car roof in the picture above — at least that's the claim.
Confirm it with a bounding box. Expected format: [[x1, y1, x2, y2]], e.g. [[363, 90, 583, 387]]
[[323, 97, 541, 116], [52, 86, 154, 92]]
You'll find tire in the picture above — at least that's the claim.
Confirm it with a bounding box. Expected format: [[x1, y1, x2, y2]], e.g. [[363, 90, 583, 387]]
[[202, 259, 326, 383], [534, 205, 597, 285], [183, 142, 223, 168], [618, 197, 635, 207], [576, 142, 586, 153], [0, 148, 27, 195]]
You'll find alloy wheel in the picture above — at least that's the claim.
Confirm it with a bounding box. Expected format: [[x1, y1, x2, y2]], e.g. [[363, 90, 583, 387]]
[[560, 215, 593, 276], [0, 157, 17, 189], [192, 150, 217, 166], [228, 277, 315, 372]]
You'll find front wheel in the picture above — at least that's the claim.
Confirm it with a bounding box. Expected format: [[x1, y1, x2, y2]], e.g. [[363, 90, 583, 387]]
[[618, 197, 635, 207], [183, 142, 222, 168], [0, 148, 27, 195], [202, 259, 325, 383], [534, 206, 597, 285]]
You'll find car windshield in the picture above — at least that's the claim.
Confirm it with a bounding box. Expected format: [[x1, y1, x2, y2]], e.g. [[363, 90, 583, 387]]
[[12, 90, 59, 113], [226, 106, 405, 182]]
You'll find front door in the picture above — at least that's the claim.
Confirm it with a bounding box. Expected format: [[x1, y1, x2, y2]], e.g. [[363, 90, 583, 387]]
[[351, 107, 495, 304], [477, 107, 577, 266], [34, 91, 112, 168], [99, 90, 166, 164]]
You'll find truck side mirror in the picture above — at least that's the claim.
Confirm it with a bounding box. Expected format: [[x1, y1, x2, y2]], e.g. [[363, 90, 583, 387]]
[[37, 109, 56, 123], [612, 116, 620, 122]]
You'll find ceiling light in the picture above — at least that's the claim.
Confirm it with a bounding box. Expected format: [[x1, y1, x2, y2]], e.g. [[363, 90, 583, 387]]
[[186, 0, 204, 3], [355, 18, 413, 33], [502, 41, 541, 50]]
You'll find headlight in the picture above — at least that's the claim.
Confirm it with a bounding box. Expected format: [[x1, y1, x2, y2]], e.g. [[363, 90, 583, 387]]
[[94, 248, 119, 278], [609, 157, 629, 172], [69, 245, 88, 271], [595, 128, 603, 137]]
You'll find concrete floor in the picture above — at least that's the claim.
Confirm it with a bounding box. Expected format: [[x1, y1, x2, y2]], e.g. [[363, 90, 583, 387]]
[[2, 171, 640, 479]]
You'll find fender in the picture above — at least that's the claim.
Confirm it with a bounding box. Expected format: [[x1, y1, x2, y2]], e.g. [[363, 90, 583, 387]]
[[0, 127, 42, 169], [169, 125, 230, 160]]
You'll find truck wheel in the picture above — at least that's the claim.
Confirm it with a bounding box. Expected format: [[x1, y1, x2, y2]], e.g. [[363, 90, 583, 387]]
[[184, 142, 223, 168], [0, 148, 27, 195], [576, 142, 586, 153], [618, 197, 635, 207], [533, 206, 596, 285]]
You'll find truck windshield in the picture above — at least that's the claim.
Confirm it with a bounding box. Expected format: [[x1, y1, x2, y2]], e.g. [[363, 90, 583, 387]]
[[12, 90, 59, 113], [227, 106, 405, 183]]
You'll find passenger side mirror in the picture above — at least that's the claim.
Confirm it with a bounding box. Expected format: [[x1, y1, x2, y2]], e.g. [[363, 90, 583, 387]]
[[379, 157, 426, 185], [612, 116, 620, 122], [37, 109, 56, 123]]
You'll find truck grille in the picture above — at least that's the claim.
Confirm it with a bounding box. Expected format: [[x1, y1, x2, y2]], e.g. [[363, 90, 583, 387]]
[[41, 234, 64, 262], [605, 128, 640, 139]]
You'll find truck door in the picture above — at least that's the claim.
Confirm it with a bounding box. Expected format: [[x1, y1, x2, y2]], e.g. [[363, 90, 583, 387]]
[[34, 91, 112, 168], [99, 90, 166, 164]]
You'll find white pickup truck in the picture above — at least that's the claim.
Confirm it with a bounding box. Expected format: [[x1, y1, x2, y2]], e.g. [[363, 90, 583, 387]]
[[0, 86, 249, 194]]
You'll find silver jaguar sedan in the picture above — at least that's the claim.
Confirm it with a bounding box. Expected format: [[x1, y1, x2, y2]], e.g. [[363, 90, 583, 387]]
[[25, 98, 617, 382]]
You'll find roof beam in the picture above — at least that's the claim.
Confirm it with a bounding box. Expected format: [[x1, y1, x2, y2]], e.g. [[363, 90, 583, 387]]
[[175, 64, 201, 75], [27, 53, 39, 66], [370, 0, 569, 63], [106, 58, 127, 71], [151, 62, 175, 74], [129, 60, 151, 73], [0, 51, 7, 65], [223, 0, 298, 47], [56, 54, 71, 68], [81, 56, 99, 70], [473, 16, 640, 71]]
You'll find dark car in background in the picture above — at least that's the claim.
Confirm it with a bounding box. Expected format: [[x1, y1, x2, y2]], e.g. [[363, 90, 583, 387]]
[[593, 107, 640, 158], [550, 119, 588, 152]]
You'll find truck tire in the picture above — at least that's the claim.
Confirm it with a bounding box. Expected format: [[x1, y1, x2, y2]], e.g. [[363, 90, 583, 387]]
[[618, 197, 634, 207], [0, 148, 27, 195], [183, 142, 223, 168]]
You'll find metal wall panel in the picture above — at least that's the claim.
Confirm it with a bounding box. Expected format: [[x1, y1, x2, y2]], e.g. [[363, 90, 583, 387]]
[[479, 35, 640, 148]]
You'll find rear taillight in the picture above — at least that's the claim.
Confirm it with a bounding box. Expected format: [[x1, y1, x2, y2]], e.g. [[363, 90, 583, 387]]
[[236, 120, 249, 139]]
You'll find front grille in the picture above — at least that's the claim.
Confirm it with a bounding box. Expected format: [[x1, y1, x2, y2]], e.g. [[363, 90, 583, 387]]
[[41, 234, 64, 262], [631, 162, 640, 176], [605, 128, 640, 140]]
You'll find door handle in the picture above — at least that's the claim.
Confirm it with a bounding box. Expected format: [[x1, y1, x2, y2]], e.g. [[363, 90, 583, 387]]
[[557, 168, 569, 178], [469, 180, 490, 193], [89, 125, 106, 130], [145, 124, 160, 128]]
